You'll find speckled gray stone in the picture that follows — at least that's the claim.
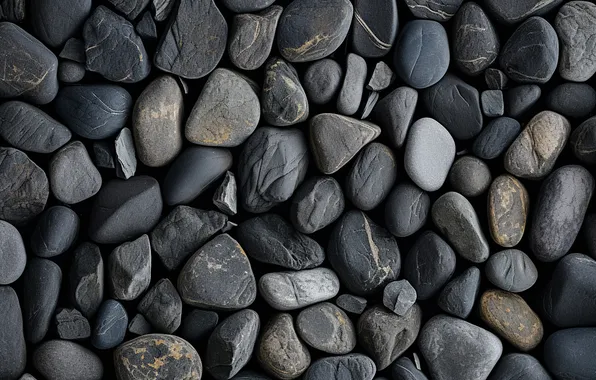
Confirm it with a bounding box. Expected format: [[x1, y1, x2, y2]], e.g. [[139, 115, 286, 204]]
[[0, 286, 26, 380], [383, 280, 417, 316], [297, 302, 356, 354], [31, 206, 79, 258], [33, 340, 103, 380], [385, 182, 430, 238], [448, 156, 492, 197], [91, 299, 128, 350], [304, 354, 377, 380], [303, 59, 343, 105], [0, 220, 26, 285], [372, 87, 418, 149], [108, 234, 151, 301], [481, 90, 504, 117], [290, 176, 345, 234], [58, 61, 85, 83], [485, 249, 538, 292], [437, 267, 481, 319], [70, 242, 104, 318], [137, 278, 182, 334], [337, 53, 367, 116]]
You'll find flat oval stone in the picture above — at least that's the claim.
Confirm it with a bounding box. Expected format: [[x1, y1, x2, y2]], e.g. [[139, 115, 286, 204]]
[[556, 1, 596, 82], [237, 214, 325, 270], [155, 0, 227, 79], [506, 84, 542, 118], [437, 266, 481, 319], [133, 75, 183, 167], [31, 206, 79, 258], [55, 84, 132, 140], [55, 308, 91, 340], [488, 175, 529, 248], [472, 117, 521, 160], [58, 61, 86, 83], [187, 68, 260, 147], [328, 210, 400, 296], [531, 165, 594, 262], [488, 353, 551, 380], [297, 302, 356, 354], [259, 267, 340, 310], [34, 340, 103, 380], [23, 258, 61, 344], [277, 0, 353, 62], [304, 354, 376, 380], [0, 0, 25, 22], [483, 0, 563, 24], [290, 176, 345, 234], [505, 111, 570, 179], [137, 279, 182, 334], [432, 192, 490, 263], [544, 327, 596, 378], [358, 305, 422, 370], [480, 289, 543, 351], [0, 22, 58, 104], [108, 235, 151, 301], [419, 315, 502, 380], [547, 83, 596, 119], [352, 0, 398, 57], [336, 53, 367, 116], [571, 116, 596, 164], [114, 334, 202, 380], [178, 234, 256, 310], [0, 220, 25, 285], [303, 59, 343, 105], [404, 0, 463, 21], [385, 182, 430, 238], [0, 286, 26, 380], [89, 175, 163, 245], [404, 118, 455, 192], [179, 309, 218, 343], [336, 294, 367, 315], [30, 0, 91, 47], [372, 87, 418, 149], [70, 242, 104, 318], [261, 57, 308, 126], [92, 299, 128, 350], [394, 20, 449, 89], [448, 156, 491, 197], [238, 127, 309, 213]]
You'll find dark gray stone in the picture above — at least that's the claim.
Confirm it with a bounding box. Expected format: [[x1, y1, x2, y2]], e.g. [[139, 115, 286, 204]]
[[556, 1, 596, 82], [584, 213, 596, 259], [151, 0, 175, 21], [383, 280, 417, 316], [55, 308, 91, 340], [137, 278, 182, 334], [472, 117, 521, 160], [367, 62, 395, 91], [33, 340, 103, 380], [213, 171, 237, 215], [488, 353, 551, 380], [506, 84, 542, 118], [261, 57, 308, 126], [0, 0, 24, 22], [352, 0, 398, 58], [372, 86, 418, 149], [437, 267, 481, 319], [481, 90, 504, 117], [290, 176, 344, 234], [547, 83, 596, 119], [404, 0, 463, 21], [337, 53, 367, 116], [222, 0, 275, 13], [93, 141, 115, 169], [544, 328, 596, 379], [115, 128, 137, 179], [58, 61, 86, 83], [304, 354, 376, 380], [180, 309, 219, 343], [128, 314, 152, 336], [392, 357, 428, 380], [385, 182, 430, 238], [336, 294, 367, 314], [486, 249, 538, 292], [571, 116, 596, 164], [31, 206, 79, 258], [70, 242, 104, 318], [0, 220, 25, 285], [108, 0, 149, 20], [30, 0, 91, 47], [59, 37, 85, 63], [0, 286, 26, 380], [303, 58, 342, 105], [92, 299, 128, 350], [448, 156, 492, 197], [297, 302, 356, 354], [135, 11, 156, 40], [108, 234, 151, 301], [483, 0, 563, 24], [361, 92, 380, 119], [485, 68, 508, 90]]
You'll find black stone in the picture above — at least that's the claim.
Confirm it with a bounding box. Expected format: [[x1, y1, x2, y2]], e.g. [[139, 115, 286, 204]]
[[33, 340, 103, 380], [505, 85, 541, 118], [337, 53, 367, 116], [128, 314, 152, 336], [437, 266, 481, 319], [55, 308, 91, 340], [372, 87, 418, 149], [93, 141, 115, 169], [385, 182, 430, 238], [544, 327, 596, 379], [30, 0, 91, 47], [392, 357, 428, 380], [352, 0, 398, 58], [361, 91, 380, 119], [59, 37, 85, 63], [0, 0, 24, 22], [571, 116, 596, 164], [485, 68, 508, 90], [303, 59, 342, 106], [472, 117, 521, 160], [488, 353, 551, 380], [92, 299, 128, 350], [304, 354, 377, 380], [290, 176, 345, 234], [448, 156, 492, 197], [31, 206, 79, 258], [137, 278, 182, 334], [556, 1, 596, 82], [70, 242, 104, 319], [584, 213, 596, 259], [180, 309, 219, 343], [0, 286, 26, 380], [483, 0, 564, 24], [336, 294, 367, 314], [547, 83, 596, 119], [404, 0, 463, 21], [107, 0, 150, 20], [115, 127, 137, 180], [296, 302, 357, 354], [222, 0, 275, 13], [58, 61, 86, 83], [135, 11, 157, 40]]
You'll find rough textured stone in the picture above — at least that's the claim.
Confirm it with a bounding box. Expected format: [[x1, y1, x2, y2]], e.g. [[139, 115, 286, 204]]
[[571, 115, 596, 164], [556, 1, 596, 82], [303, 59, 343, 105], [485, 68, 509, 90], [383, 280, 417, 316], [404, 0, 463, 21], [385, 182, 430, 238], [367, 62, 395, 91], [213, 171, 237, 215], [337, 53, 367, 116], [135, 11, 156, 40], [547, 83, 596, 119], [0, 286, 26, 380], [137, 279, 181, 334], [114, 127, 137, 179], [483, 0, 564, 24], [437, 266, 481, 319], [472, 117, 521, 160], [179, 310, 218, 343], [448, 156, 491, 197], [34, 340, 103, 380], [0, 0, 24, 22], [0, 220, 25, 285], [297, 302, 356, 354], [584, 213, 596, 259], [55, 308, 91, 340], [304, 354, 376, 380], [151, 0, 175, 21], [486, 249, 538, 291], [31, 206, 79, 258], [336, 294, 367, 314], [30, 0, 91, 47], [372, 87, 418, 149], [70, 242, 104, 318], [92, 299, 128, 350], [487, 353, 552, 380], [261, 57, 308, 126], [93, 141, 115, 169], [488, 175, 529, 248], [352, 0, 398, 57], [481, 90, 504, 117], [506, 85, 542, 118], [290, 176, 344, 234], [108, 235, 151, 301]]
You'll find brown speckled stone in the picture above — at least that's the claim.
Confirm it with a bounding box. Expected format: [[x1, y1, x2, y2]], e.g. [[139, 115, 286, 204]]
[[488, 175, 529, 248]]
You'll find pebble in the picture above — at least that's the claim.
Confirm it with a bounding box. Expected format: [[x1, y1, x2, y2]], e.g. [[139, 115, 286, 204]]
[[571, 116, 596, 164], [419, 315, 502, 380], [437, 266, 481, 319], [135, 11, 156, 40], [486, 249, 537, 293], [544, 327, 596, 379], [70, 242, 104, 318], [488, 353, 551, 380], [228, 6, 283, 71], [259, 267, 340, 310], [385, 182, 430, 238], [23, 258, 61, 344], [178, 234, 256, 310], [0, 100, 71, 154], [337, 53, 367, 116], [303, 59, 343, 105], [506, 84, 542, 118], [481, 90, 504, 117], [480, 289, 543, 351], [257, 313, 311, 379], [55, 308, 91, 340], [55, 84, 132, 140], [133, 75, 183, 167], [452, 2, 499, 76], [484, 0, 563, 24], [187, 68, 260, 146], [213, 171, 237, 215], [108, 234, 151, 301], [297, 302, 356, 354], [34, 340, 103, 380], [237, 214, 325, 270], [336, 294, 368, 315], [432, 192, 490, 263], [488, 175, 529, 247], [128, 314, 152, 336], [60, 38, 85, 63], [367, 62, 395, 91], [531, 165, 594, 262], [30, 0, 90, 47], [239, 127, 309, 212], [404, 0, 463, 21], [0, 220, 26, 285], [114, 334, 202, 379], [89, 175, 163, 244], [329, 210, 400, 295], [151, 0, 175, 21], [179, 309, 219, 343], [394, 20, 449, 89], [107, 0, 149, 20], [206, 309, 260, 379], [49, 141, 102, 204], [31, 206, 79, 258], [352, 0, 398, 57], [404, 118, 456, 192], [0, 22, 58, 104], [547, 83, 596, 119], [137, 279, 182, 334], [0, 0, 24, 22], [58, 61, 85, 83], [383, 280, 417, 316], [114, 128, 136, 179], [150, 206, 227, 271], [92, 299, 128, 350], [472, 117, 521, 160], [221, 0, 275, 13], [0, 286, 26, 380], [277, 0, 353, 62], [154, 0, 227, 79], [290, 176, 344, 234], [485, 68, 508, 90], [372, 86, 418, 149], [304, 354, 376, 380], [449, 156, 492, 197], [0, 147, 49, 225], [392, 357, 427, 380], [358, 305, 422, 370]]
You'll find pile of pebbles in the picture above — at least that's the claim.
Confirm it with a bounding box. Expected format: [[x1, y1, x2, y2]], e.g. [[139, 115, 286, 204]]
[[1, 0, 596, 379]]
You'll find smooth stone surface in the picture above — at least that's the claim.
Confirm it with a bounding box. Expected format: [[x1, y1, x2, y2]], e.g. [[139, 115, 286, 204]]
[[30, 0, 91, 47], [259, 267, 340, 310], [34, 340, 103, 380], [486, 249, 537, 293], [337, 53, 367, 116], [107, 0, 149, 20], [372, 87, 418, 149], [23, 258, 61, 344], [448, 156, 491, 197], [262, 57, 308, 126], [0, 286, 26, 380], [352, 0, 398, 57], [547, 83, 596, 118], [367, 62, 395, 91], [222, 0, 274, 12], [31, 206, 79, 258], [135, 11, 156, 40], [296, 302, 356, 354], [92, 299, 128, 350], [483, 0, 564, 24], [383, 280, 417, 316], [488, 175, 529, 248], [179, 310, 219, 343], [213, 171, 237, 215], [487, 353, 552, 380], [556, 1, 596, 82], [571, 116, 596, 164], [404, 0, 463, 21], [59, 37, 85, 63], [544, 328, 596, 379], [485, 68, 509, 90], [304, 354, 376, 380], [58, 61, 85, 83], [127, 314, 152, 336], [70, 242, 104, 318], [0, 0, 24, 22], [0, 220, 25, 285], [472, 117, 521, 160], [336, 294, 368, 315], [55, 308, 91, 340], [303, 59, 343, 105], [290, 176, 344, 234], [108, 234, 151, 301], [385, 182, 430, 238], [437, 266, 481, 319], [114, 128, 136, 179], [392, 357, 428, 380], [137, 279, 181, 334], [481, 90, 504, 117], [506, 85, 542, 118]]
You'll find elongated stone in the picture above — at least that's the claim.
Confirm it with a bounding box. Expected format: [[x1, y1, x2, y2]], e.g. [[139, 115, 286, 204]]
[[337, 53, 367, 116], [488, 175, 529, 248], [261, 57, 308, 126], [547, 83, 596, 119], [31, 206, 79, 258], [213, 171, 237, 215], [70, 242, 104, 318], [437, 266, 481, 319], [92, 299, 128, 350], [404, 0, 463, 21], [0, 286, 26, 380], [115, 128, 136, 179]]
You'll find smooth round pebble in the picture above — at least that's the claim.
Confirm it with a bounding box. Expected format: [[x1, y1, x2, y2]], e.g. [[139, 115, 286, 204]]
[[296, 302, 356, 354], [33, 340, 103, 380], [448, 156, 491, 197], [385, 182, 430, 238], [303, 59, 343, 105], [486, 249, 538, 292]]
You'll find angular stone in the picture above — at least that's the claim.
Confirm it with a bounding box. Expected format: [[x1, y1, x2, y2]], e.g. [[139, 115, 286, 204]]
[[488, 175, 529, 248], [222, 0, 275, 12], [290, 176, 344, 234], [137, 279, 182, 334], [571, 116, 596, 164], [108, 235, 151, 301], [404, 0, 463, 21], [212, 171, 237, 215], [303, 58, 342, 105], [297, 302, 356, 354], [472, 117, 521, 160], [151, 0, 175, 21], [352, 0, 398, 58], [367, 62, 395, 91], [506, 84, 541, 118], [336, 294, 367, 315], [0, 0, 24, 22], [179, 310, 218, 343], [437, 266, 481, 319], [60, 37, 85, 63], [337, 53, 367, 116], [449, 156, 491, 197], [34, 340, 103, 380], [58, 60, 86, 83], [70, 242, 104, 318], [485, 68, 508, 90], [107, 0, 149, 20], [304, 354, 376, 380], [0, 286, 26, 380], [483, 0, 564, 24], [92, 299, 128, 350], [128, 314, 152, 336], [55, 308, 91, 340], [31, 206, 79, 258], [93, 141, 115, 169], [481, 90, 504, 117], [487, 353, 552, 380], [135, 11, 156, 40], [115, 128, 137, 179], [23, 258, 61, 344], [547, 83, 596, 119], [372, 87, 418, 149], [30, 0, 91, 47], [0, 220, 25, 285], [556, 2, 596, 82], [385, 182, 430, 238], [261, 57, 308, 126], [392, 357, 428, 380], [383, 280, 417, 316]]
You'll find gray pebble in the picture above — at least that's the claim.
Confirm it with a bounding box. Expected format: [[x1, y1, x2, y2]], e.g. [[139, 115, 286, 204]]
[[485, 68, 508, 90], [303, 58, 343, 105], [232, 371, 272, 380], [151, 0, 175, 21], [128, 314, 152, 336], [571, 115, 596, 164], [404, 0, 463, 21], [180, 309, 218, 343], [337, 53, 367, 116], [481, 90, 504, 117], [55, 308, 91, 340], [556, 1, 596, 82], [448, 156, 492, 197], [437, 267, 481, 319], [106, 0, 149, 20], [33, 340, 103, 380], [383, 280, 417, 316], [485, 249, 538, 292], [91, 299, 127, 350], [108, 234, 151, 301], [93, 141, 115, 169], [31, 206, 79, 258], [472, 117, 521, 160], [0, 286, 26, 380], [297, 302, 356, 354], [385, 182, 430, 238], [137, 279, 182, 334], [114, 128, 136, 179], [372, 86, 418, 149], [336, 294, 367, 315], [367, 61, 395, 91], [547, 83, 596, 119], [290, 176, 345, 234], [352, 0, 398, 58], [262, 57, 309, 126], [0, 220, 26, 285], [303, 354, 377, 380], [488, 175, 529, 248], [58, 61, 85, 83], [213, 171, 237, 215], [392, 357, 428, 380], [505, 85, 541, 118], [135, 11, 156, 40], [487, 353, 551, 380], [483, 0, 563, 24], [70, 242, 104, 318], [18, 374, 37, 380], [59, 38, 85, 63]]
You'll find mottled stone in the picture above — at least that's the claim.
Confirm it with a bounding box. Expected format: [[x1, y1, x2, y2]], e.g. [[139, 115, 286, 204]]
[[108, 235, 151, 301], [487, 353, 552, 380], [556, 1, 596, 82], [367, 62, 395, 91], [70, 242, 104, 318], [55, 308, 91, 340], [0, 286, 26, 380], [488, 175, 529, 248], [304, 354, 377, 380], [303, 59, 343, 105], [571, 115, 596, 164], [297, 302, 356, 354], [472, 117, 521, 160], [372, 87, 418, 149], [337, 53, 367, 116], [448, 156, 491, 197], [261, 57, 308, 126], [92, 299, 128, 350], [137, 279, 181, 334], [31, 206, 79, 258], [404, 0, 463, 21], [23, 258, 61, 344], [547, 83, 596, 119], [437, 267, 481, 319], [385, 182, 430, 238], [34, 340, 103, 380], [0, 220, 25, 285]]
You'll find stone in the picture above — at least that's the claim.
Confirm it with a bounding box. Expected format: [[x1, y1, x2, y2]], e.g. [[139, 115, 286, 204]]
[[0, 101, 71, 154], [179, 310, 218, 343], [394, 20, 449, 89], [385, 182, 430, 238], [437, 266, 481, 319], [115, 128, 137, 179], [367, 62, 395, 91], [135, 11, 156, 40], [531, 166, 594, 262], [485, 68, 509, 90], [58, 61, 85, 83], [0, 0, 24, 22], [108, 235, 151, 301], [239, 127, 309, 212], [361, 92, 379, 120], [206, 309, 260, 379], [259, 268, 340, 310], [18, 374, 37, 380], [107, 0, 149, 20], [336, 294, 367, 314], [229, 6, 282, 71], [337, 53, 367, 116], [93, 141, 115, 169], [187, 69, 260, 146], [329, 210, 400, 295], [23, 258, 61, 344], [418, 315, 502, 380], [257, 313, 311, 379], [0, 220, 25, 285], [31, 206, 79, 258], [449, 156, 491, 197], [303, 59, 343, 105], [0, 286, 26, 380], [352, 0, 398, 57], [60, 37, 85, 63], [372, 87, 418, 149], [488, 175, 529, 248], [392, 357, 428, 380], [310, 113, 381, 174], [154, 0, 227, 79], [481, 90, 504, 117], [114, 334, 202, 379], [49, 141, 102, 204], [233, 371, 272, 380], [212, 171, 237, 215], [237, 214, 325, 270], [403, 231, 457, 300], [404, 0, 463, 21], [472, 117, 521, 160], [128, 314, 152, 336], [137, 279, 182, 334], [178, 234, 256, 310], [261, 57, 308, 126], [452, 2, 499, 76], [547, 83, 596, 119], [55, 308, 91, 340], [92, 299, 128, 350], [30, 0, 91, 47], [422, 73, 483, 140], [506, 85, 541, 118], [304, 354, 377, 380], [34, 340, 103, 380], [290, 176, 345, 234], [404, 118, 456, 192], [222, 0, 274, 12], [544, 327, 596, 379], [584, 213, 596, 259], [483, 0, 564, 24], [486, 249, 538, 292], [133, 75, 184, 167], [55, 84, 132, 139], [70, 242, 104, 318], [0, 22, 58, 104], [277, 0, 353, 62], [383, 280, 417, 316], [358, 305, 422, 370], [83, 6, 150, 83], [487, 353, 552, 380], [432, 192, 490, 263], [151, 0, 175, 21], [480, 290, 543, 351], [297, 302, 356, 354], [556, 1, 596, 82], [571, 116, 596, 164]]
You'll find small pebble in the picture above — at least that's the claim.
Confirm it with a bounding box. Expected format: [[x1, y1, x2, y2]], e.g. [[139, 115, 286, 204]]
[[55, 308, 91, 341], [505, 85, 541, 118], [485, 68, 508, 90], [128, 314, 152, 336], [488, 175, 529, 248], [486, 249, 538, 292], [290, 176, 345, 234], [367, 61, 395, 91], [92, 299, 128, 350], [303, 58, 343, 105], [262, 57, 309, 126], [114, 128, 137, 179], [137, 278, 182, 334], [437, 266, 481, 319], [70, 242, 104, 318], [385, 182, 430, 238], [179, 310, 219, 343], [472, 117, 521, 160], [351, 0, 398, 58], [383, 280, 417, 316], [481, 90, 504, 117], [58, 61, 85, 83], [571, 116, 596, 165], [448, 156, 492, 197], [296, 302, 356, 354], [213, 171, 237, 215], [336, 294, 368, 315], [337, 53, 367, 116]]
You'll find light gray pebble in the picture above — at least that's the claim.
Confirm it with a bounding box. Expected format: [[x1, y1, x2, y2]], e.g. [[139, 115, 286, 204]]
[[115, 127, 136, 179], [367, 61, 395, 91]]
